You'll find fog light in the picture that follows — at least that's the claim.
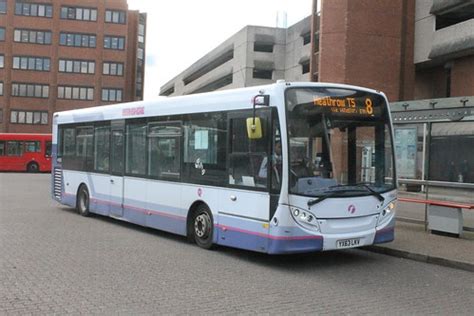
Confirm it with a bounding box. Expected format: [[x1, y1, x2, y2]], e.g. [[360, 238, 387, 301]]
[[293, 209, 300, 217]]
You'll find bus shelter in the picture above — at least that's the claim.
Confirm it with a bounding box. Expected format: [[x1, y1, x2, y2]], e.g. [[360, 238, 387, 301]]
[[390, 96, 474, 233]]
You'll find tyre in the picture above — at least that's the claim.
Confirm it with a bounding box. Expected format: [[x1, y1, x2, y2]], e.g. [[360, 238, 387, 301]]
[[77, 185, 90, 217], [192, 205, 214, 249], [27, 162, 39, 173]]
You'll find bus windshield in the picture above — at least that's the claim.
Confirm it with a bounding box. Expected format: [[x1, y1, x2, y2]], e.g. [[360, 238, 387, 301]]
[[285, 87, 395, 198]]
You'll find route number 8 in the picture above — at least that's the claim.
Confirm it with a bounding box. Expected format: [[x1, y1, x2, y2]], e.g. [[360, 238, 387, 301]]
[[365, 98, 373, 115]]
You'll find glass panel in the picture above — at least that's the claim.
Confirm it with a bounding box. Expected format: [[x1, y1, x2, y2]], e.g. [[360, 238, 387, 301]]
[[285, 87, 395, 197], [38, 5, 45, 17], [87, 88, 94, 100], [105, 10, 112, 22], [36, 31, 44, 44], [148, 122, 181, 178], [10, 111, 18, 123], [59, 60, 65, 72], [126, 123, 147, 175], [111, 130, 124, 174], [63, 128, 76, 156], [25, 141, 39, 152], [76, 127, 93, 169], [83, 8, 90, 20], [94, 126, 111, 172], [102, 89, 108, 101], [103, 62, 110, 74], [7, 141, 23, 156], [41, 112, 48, 124], [33, 112, 41, 124], [44, 58, 50, 71], [30, 4, 38, 16], [18, 111, 25, 123], [42, 85, 49, 98], [430, 122, 474, 183], [14, 30, 21, 42], [76, 8, 83, 20], [26, 112, 33, 124], [228, 114, 268, 188], [60, 7, 68, 19]]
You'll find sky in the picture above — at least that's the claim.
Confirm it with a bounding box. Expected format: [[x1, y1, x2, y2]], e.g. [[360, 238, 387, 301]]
[[127, 0, 313, 100]]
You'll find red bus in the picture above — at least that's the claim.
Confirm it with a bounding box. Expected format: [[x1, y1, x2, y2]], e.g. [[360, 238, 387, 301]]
[[0, 133, 52, 172]]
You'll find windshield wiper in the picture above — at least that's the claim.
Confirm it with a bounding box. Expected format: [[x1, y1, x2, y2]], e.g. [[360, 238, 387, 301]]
[[357, 184, 385, 202], [328, 183, 385, 202], [307, 190, 352, 207]]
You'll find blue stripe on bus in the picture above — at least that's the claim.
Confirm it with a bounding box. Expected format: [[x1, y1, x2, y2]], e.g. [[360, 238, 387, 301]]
[[62, 193, 324, 254], [373, 217, 395, 244]]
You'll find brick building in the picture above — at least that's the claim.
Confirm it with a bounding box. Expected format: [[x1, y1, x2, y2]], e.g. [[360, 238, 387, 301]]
[[0, 0, 146, 133]]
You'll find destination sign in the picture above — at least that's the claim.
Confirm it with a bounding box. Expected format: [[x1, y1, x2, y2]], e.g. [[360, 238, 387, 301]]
[[313, 96, 375, 116]]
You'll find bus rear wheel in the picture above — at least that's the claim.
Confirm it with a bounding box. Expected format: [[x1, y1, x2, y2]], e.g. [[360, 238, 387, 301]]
[[192, 205, 214, 249], [27, 162, 39, 173], [77, 186, 90, 217]]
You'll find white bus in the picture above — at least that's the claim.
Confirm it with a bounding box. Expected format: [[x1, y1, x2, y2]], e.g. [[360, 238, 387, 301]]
[[52, 81, 397, 254]]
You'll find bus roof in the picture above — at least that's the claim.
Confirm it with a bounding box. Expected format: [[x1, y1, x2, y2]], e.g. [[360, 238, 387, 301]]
[[53, 81, 385, 125]]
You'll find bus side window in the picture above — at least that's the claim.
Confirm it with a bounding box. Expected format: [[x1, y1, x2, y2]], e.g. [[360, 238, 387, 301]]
[[6, 141, 23, 156], [0, 141, 5, 156], [148, 121, 181, 179], [228, 113, 269, 189], [45, 141, 52, 158]]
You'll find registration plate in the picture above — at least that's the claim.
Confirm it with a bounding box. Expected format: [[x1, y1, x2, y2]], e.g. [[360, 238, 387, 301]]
[[336, 238, 361, 249]]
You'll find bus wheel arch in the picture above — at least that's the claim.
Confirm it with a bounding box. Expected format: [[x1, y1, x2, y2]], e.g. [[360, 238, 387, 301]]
[[26, 161, 39, 172], [187, 201, 214, 249], [76, 184, 91, 217]]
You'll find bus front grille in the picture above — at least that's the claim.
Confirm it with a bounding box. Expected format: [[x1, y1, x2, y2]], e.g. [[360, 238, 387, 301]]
[[53, 168, 62, 199]]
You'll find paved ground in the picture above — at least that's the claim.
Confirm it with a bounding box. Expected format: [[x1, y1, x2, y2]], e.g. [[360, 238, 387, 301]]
[[1, 173, 473, 314]]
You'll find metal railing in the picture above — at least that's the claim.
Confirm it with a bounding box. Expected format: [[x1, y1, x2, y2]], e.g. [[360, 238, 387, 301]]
[[397, 179, 474, 232]]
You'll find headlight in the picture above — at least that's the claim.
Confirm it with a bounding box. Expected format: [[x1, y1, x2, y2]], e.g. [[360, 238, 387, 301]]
[[377, 200, 396, 226], [290, 207, 320, 232]]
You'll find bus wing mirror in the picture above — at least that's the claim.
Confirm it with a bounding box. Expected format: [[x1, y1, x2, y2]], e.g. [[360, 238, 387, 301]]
[[246, 117, 262, 139]]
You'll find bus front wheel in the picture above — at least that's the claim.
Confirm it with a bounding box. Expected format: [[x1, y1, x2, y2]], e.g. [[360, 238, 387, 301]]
[[77, 185, 90, 217], [192, 205, 214, 249]]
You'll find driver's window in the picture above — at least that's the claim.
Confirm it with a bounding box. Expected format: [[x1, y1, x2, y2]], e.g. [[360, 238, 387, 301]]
[[228, 112, 269, 189]]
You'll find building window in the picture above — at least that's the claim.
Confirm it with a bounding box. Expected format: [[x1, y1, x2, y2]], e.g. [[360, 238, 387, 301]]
[[15, 1, 53, 18], [104, 36, 125, 50], [60, 6, 97, 21], [0, 0, 6, 14], [0, 82, 3, 96], [138, 23, 145, 43], [253, 68, 273, 80], [105, 10, 126, 24], [59, 32, 96, 48], [10, 110, 48, 125], [11, 83, 49, 98], [13, 56, 50, 71], [101, 88, 123, 102], [0, 28, 5, 41], [302, 32, 311, 45], [301, 61, 310, 74], [59, 59, 95, 74], [0, 55, 4, 68], [137, 48, 144, 60], [102, 62, 124, 76], [14, 29, 52, 45], [254, 42, 274, 53], [58, 86, 94, 101]]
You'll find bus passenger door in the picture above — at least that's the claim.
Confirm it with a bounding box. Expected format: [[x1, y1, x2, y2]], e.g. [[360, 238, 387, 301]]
[[109, 122, 125, 217], [217, 109, 272, 253]]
